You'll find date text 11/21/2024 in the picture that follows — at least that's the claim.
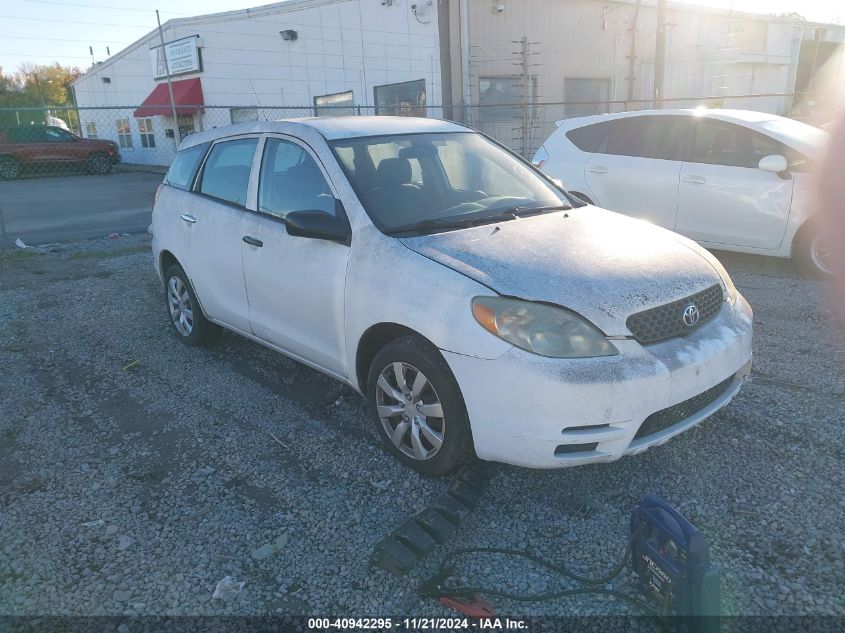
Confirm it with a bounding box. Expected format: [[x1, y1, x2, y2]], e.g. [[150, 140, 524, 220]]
[[307, 618, 528, 630]]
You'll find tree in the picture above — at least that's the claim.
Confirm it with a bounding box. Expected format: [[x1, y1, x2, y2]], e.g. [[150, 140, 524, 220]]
[[0, 63, 82, 108]]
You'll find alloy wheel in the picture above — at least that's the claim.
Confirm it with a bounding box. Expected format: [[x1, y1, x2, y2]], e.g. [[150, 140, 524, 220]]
[[0, 160, 19, 179], [810, 234, 832, 275], [375, 361, 445, 461], [167, 276, 194, 336]]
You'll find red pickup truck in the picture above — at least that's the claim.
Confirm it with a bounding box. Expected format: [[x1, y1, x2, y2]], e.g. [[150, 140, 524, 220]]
[[0, 125, 121, 179]]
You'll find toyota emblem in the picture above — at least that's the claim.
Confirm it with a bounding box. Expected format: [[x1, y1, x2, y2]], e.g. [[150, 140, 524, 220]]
[[683, 304, 700, 327]]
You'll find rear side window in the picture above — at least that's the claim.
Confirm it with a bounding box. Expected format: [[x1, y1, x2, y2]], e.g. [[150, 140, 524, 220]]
[[605, 116, 687, 160], [198, 138, 258, 207], [165, 142, 210, 191], [566, 122, 612, 152]]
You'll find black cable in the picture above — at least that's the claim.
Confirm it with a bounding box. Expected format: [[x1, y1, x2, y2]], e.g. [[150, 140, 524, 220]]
[[418, 532, 672, 621], [434, 540, 633, 587]]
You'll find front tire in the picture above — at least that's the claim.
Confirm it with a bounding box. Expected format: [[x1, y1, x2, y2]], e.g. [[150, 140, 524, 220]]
[[796, 225, 832, 277], [164, 264, 217, 346], [0, 157, 20, 180], [87, 153, 113, 175], [366, 335, 473, 476]]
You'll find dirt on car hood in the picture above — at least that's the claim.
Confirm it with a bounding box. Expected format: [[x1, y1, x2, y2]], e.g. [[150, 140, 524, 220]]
[[399, 206, 724, 336]]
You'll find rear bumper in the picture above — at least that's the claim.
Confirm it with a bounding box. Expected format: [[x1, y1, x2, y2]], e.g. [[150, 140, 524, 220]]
[[443, 293, 753, 468]]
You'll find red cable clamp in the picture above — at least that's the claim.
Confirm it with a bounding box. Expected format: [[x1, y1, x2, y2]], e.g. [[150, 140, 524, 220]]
[[439, 594, 497, 617]]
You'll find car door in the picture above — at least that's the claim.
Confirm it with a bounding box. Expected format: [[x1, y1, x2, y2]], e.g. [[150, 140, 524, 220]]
[[43, 127, 82, 163], [676, 118, 794, 249], [183, 135, 259, 334], [240, 135, 350, 377], [584, 115, 686, 229]]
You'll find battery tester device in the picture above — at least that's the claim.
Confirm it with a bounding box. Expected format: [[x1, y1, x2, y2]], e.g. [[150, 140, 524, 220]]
[[630, 495, 721, 630]]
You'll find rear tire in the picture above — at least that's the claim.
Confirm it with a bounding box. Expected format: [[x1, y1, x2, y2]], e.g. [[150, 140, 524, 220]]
[[87, 153, 113, 175], [0, 157, 20, 180], [366, 334, 473, 477], [795, 225, 832, 277], [164, 264, 217, 346]]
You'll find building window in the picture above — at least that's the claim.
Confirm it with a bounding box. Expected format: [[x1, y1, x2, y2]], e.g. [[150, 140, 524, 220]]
[[177, 114, 195, 139], [116, 118, 132, 149], [374, 80, 425, 117], [230, 108, 259, 124], [479, 76, 533, 123], [314, 91, 354, 117], [137, 117, 155, 148], [85, 122, 98, 139], [564, 78, 610, 118]]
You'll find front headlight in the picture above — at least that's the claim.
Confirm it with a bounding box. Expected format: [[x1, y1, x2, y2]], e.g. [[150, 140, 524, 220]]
[[471, 296, 618, 358], [707, 257, 738, 304]]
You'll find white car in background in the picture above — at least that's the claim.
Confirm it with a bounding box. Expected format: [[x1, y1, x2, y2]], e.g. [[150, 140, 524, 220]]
[[152, 116, 752, 475], [533, 109, 830, 275]]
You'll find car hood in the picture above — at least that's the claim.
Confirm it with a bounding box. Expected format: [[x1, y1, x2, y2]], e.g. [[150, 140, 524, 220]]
[[399, 207, 724, 336]]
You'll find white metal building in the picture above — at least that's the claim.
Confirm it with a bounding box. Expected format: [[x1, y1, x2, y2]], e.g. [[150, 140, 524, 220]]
[[72, 0, 444, 165], [72, 0, 844, 165]]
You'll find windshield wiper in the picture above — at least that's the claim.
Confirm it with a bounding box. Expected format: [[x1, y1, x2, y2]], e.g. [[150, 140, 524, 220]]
[[385, 204, 571, 236], [493, 203, 572, 217]]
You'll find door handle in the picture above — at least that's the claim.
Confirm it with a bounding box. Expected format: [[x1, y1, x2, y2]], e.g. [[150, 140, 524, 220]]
[[242, 236, 263, 247], [180, 213, 197, 224], [588, 165, 608, 174], [682, 175, 706, 185]]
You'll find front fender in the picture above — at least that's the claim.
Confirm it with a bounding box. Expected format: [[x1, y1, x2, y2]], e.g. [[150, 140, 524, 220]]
[[344, 226, 510, 389]]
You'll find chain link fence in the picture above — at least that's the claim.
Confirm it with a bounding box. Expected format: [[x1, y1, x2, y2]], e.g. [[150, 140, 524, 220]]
[[0, 92, 829, 180]]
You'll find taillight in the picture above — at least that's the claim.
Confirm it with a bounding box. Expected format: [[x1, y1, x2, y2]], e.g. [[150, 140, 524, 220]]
[[154, 183, 164, 206], [532, 145, 549, 170]]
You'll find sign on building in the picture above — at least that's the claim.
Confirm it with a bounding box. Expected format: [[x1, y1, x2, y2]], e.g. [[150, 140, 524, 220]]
[[150, 36, 202, 79]]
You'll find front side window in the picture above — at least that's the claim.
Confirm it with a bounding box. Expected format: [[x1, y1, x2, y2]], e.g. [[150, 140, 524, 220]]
[[137, 117, 155, 148], [45, 127, 74, 143], [165, 141, 210, 191], [331, 132, 568, 234], [198, 138, 258, 207], [116, 119, 132, 149], [258, 138, 334, 219], [690, 119, 783, 169]]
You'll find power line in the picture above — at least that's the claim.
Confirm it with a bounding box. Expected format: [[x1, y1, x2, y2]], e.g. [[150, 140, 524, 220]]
[[0, 14, 152, 27], [23, 0, 189, 13], [0, 35, 132, 45]]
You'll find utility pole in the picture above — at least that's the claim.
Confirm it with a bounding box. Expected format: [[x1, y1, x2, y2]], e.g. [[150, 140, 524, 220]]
[[156, 9, 181, 144], [520, 36, 529, 158], [654, 0, 666, 108], [627, 0, 643, 108]]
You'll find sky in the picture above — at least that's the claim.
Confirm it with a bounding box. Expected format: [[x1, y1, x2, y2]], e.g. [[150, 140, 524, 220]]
[[0, 0, 842, 75]]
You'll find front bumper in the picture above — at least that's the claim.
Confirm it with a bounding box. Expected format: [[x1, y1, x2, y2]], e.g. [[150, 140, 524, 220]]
[[443, 293, 753, 468]]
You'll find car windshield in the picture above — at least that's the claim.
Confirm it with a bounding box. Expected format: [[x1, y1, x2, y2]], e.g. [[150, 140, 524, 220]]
[[330, 131, 571, 235]]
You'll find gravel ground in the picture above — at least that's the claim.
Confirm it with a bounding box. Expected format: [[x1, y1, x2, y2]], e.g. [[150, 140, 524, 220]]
[[0, 235, 843, 619]]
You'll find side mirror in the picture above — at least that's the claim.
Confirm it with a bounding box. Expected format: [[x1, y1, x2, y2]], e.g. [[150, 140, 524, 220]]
[[285, 206, 350, 244], [758, 154, 790, 179]]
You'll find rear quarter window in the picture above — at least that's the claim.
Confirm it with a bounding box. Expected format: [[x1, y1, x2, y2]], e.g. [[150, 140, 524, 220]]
[[565, 121, 613, 152], [165, 142, 211, 191]]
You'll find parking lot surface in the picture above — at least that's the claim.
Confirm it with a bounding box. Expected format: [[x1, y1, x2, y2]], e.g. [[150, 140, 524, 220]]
[[0, 172, 161, 245], [0, 236, 843, 617]]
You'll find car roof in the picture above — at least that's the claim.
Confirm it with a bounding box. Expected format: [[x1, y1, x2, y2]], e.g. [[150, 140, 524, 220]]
[[180, 116, 470, 150], [555, 108, 782, 129]]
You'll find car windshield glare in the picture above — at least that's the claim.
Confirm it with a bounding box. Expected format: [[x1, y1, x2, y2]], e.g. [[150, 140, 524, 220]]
[[330, 132, 568, 234]]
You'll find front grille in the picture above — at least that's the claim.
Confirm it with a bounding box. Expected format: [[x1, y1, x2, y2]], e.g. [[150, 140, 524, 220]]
[[634, 376, 734, 440], [626, 284, 724, 344]]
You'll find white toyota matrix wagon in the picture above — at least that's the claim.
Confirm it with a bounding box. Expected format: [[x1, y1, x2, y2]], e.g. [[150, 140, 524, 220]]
[[151, 117, 753, 475]]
